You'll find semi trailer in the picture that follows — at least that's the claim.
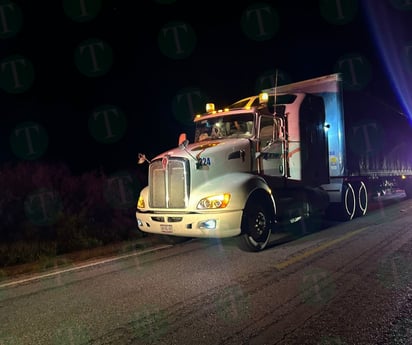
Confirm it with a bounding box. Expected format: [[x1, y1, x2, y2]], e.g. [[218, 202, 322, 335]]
[[136, 73, 412, 252]]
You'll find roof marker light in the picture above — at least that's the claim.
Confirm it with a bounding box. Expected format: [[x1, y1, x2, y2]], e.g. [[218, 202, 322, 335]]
[[206, 103, 215, 113], [259, 92, 269, 104]]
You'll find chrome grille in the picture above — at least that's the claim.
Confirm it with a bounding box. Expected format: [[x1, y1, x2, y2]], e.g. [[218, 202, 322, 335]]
[[149, 157, 189, 208]]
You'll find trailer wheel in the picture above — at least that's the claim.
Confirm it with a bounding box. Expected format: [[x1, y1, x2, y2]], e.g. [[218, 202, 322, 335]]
[[354, 181, 368, 217], [404, 181, 412, 199], [237, 197, 272, 252], [326, 182, 356, 221], [341, 182, 356, 221]]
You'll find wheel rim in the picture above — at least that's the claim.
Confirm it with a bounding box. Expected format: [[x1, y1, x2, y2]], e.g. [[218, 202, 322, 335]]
[[344, 183, 356, 220], [248, 210, 269, 246], [357, 182, 368, 216]]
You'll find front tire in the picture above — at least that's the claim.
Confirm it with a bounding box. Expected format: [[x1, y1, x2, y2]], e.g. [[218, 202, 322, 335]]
[[237, 198, 272, 252]]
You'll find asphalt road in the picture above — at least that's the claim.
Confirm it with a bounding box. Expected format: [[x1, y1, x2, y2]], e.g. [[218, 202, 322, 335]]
[[1, 193, 412, 345]]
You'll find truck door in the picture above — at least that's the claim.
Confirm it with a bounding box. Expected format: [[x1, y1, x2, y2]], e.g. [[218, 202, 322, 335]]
[[299, 94, 329, 186], [259, 115, 285, 177]]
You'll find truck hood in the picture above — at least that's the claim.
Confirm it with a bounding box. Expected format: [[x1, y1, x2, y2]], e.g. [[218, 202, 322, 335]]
[[153, 138, 251, 163]]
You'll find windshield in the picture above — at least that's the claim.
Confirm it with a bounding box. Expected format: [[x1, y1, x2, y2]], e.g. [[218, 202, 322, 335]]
[[194, 114, 254, 142]]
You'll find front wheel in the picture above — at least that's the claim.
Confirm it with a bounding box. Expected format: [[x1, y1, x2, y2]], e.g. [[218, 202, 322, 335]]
[[237, 199, 272, 252]]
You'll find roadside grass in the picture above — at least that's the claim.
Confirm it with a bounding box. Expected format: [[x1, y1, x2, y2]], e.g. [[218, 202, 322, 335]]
[[0, 161, 150, 278], [0, 234, 164, 279]]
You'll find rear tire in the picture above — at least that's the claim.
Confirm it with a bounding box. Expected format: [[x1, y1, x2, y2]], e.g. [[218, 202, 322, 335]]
[[237, 198, 272, 252], [326, 182, 356, 221], [354, 181, 368, 217], [404, 181, 412, 199]]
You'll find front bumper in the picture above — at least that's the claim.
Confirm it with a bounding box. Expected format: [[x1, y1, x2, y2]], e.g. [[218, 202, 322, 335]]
[[136, 209, 243, 238]]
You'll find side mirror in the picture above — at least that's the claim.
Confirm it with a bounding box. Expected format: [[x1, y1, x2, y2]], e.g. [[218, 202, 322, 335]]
[[179, 139, 189, 150], [138, 153, 151, 165], [178, 133, 187, 146]]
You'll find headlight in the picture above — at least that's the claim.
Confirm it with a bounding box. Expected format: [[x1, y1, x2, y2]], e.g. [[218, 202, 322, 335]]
[[197, 193, 231, 209], [137, 195, 145, 208]]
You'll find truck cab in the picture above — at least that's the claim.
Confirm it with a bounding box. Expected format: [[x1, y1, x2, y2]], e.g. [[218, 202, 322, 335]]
[[136, 88, 331, 252]]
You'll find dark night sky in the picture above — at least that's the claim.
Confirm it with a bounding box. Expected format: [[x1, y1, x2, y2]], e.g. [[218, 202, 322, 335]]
[[1, 0, 411, 175]]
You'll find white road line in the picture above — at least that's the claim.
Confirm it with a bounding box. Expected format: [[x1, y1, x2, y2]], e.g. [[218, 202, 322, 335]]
[[0, 244, 173, 289]]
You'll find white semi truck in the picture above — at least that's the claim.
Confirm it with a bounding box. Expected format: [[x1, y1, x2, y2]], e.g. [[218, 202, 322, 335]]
[[136, 73, 412, 252]]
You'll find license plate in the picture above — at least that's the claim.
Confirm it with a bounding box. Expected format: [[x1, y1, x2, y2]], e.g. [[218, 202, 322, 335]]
[[160, 224, 173, 233]]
